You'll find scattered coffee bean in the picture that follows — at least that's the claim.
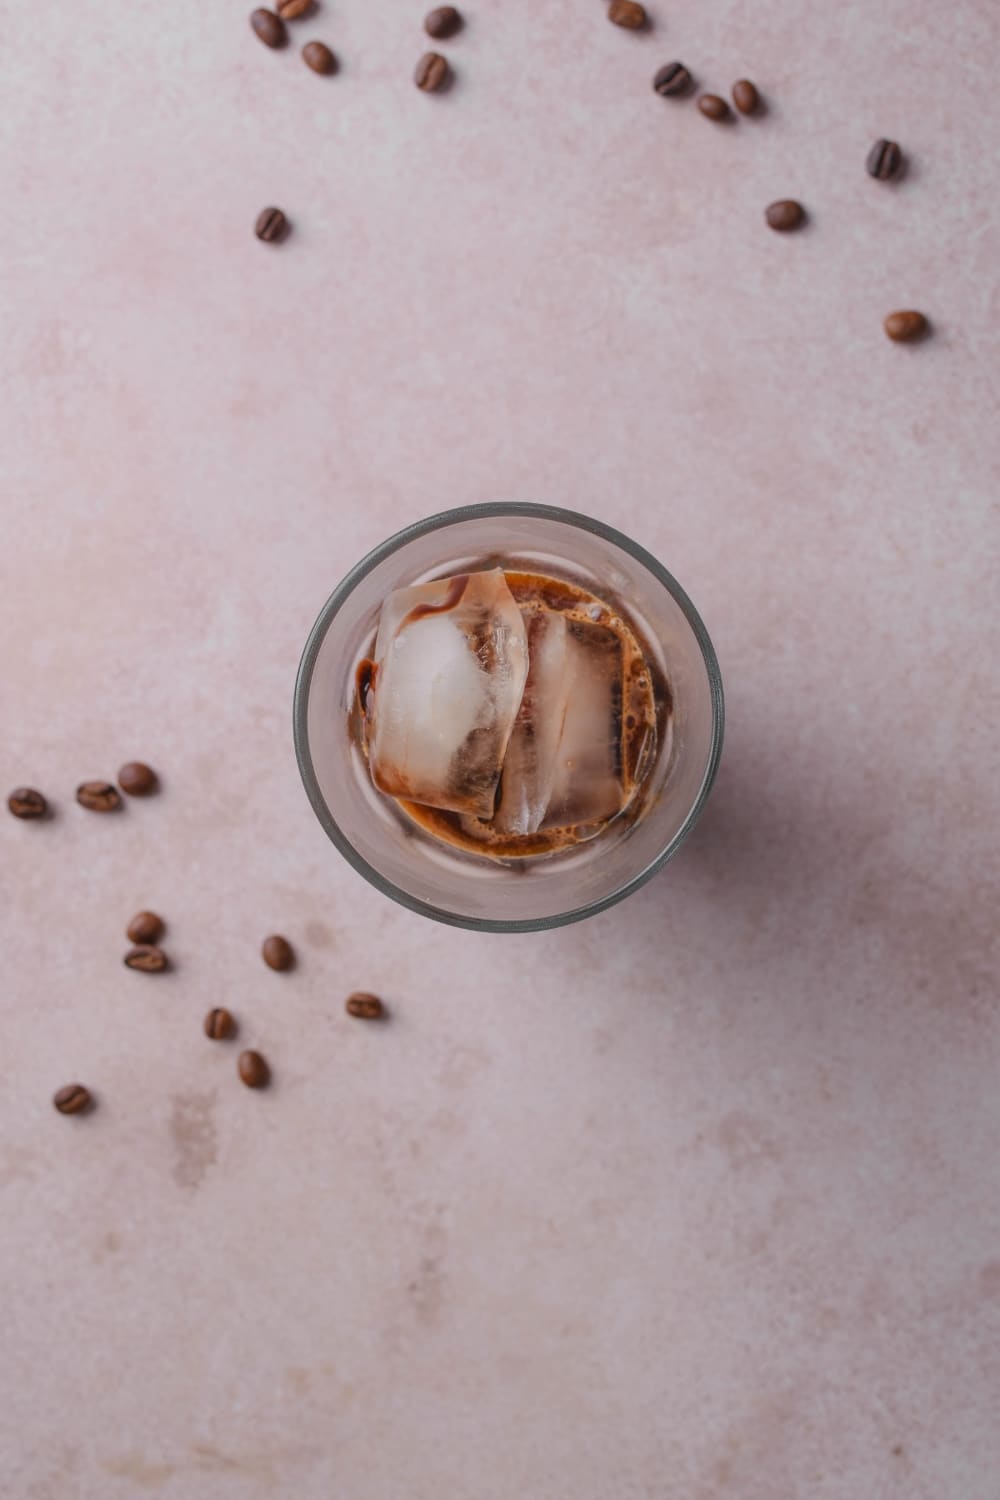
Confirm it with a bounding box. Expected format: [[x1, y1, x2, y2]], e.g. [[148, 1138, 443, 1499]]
[[262, 934, 294, 971], [8, 787, 47, 819], [76, 781, 121, 812], [302, 40, 336, 74], [127, 910, 164, 945], [697, 94, 731, 122], [867, 138, 902, 180], [277, 0, 312, 17], [653, 62, 691, 97], [250, 8, 286, 48], [118, 761, 157, 796], [884, 309, 928, 343], [124, 944, 168, 972], [732, 79, 759, 114], [255, 206, 288, 243], [765, 198, 805, 231], [54, 1083, 92, 1115], [239, 1050, 270, 1088], [346, 992, 385, 1020], [205, 1007, 236, 1040], [415, 51, 449, 91], [425, 5, 461, 38], [608, 0, 647, 28]]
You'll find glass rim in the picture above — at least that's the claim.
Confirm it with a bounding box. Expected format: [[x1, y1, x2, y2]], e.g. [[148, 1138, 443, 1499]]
[[293, 501, 725, 933]]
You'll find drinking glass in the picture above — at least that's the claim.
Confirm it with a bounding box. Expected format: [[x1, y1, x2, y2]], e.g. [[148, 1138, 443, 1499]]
[[294, 503, 724, 931]]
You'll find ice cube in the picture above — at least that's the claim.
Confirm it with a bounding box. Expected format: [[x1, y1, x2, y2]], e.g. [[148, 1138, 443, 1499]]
[[493, 610, 571, 835], [494, 614, 627, 835], [542, 620, 626, 829], [365, 568, 529, 818]]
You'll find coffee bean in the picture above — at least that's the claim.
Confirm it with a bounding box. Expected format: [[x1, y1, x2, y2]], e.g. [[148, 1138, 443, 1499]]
[[205, 1007, 236, 1040], [277, 0, 312, 17], [867, 138, 902, 180], [425, 5, 461, 38], [54, 1083, 92, 1115], [697, 93, 731, 122], [127, 910, 164, 945], [765, 198, 805, 231], [884, 309, 928, 343], [732, 79, 759, 114], [302, 40, 336, 74], [118, 761, 157, 796], [262, 934, 294, 971], [346, 992, 385, 1020], [608, 0, 647, 28], [8, 787, 47, 819], [76, 781, 121, 812], [653, 62, 691, 97], [255, 207, 288, 243], [124, 944, 168, 972], [415, 51, 449, 91], [250, 8, 286, 47], [238, 1050, 270, 1088]]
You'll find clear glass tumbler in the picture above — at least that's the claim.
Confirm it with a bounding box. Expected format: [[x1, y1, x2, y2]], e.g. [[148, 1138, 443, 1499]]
[[294, 503, 724, 931]]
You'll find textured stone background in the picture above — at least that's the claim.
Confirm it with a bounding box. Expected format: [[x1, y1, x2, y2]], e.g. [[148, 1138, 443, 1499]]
[[2, 1, 998, 1495]]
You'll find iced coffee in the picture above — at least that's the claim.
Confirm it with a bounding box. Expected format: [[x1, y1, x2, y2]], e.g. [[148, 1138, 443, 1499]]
[[353, 565, 669, 859]]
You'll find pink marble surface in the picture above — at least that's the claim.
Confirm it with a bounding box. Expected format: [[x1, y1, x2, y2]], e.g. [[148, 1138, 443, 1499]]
[[3, 0, 999, 1495]]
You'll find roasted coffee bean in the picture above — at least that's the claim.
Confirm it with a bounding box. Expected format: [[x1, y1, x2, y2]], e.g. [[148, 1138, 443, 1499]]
[[8, 787, 47, 819], [250, 8, 286, 47], [124, 944, 168, 972], [697, 93, 730, 122], [54, 1083, 92, 1115], [415, 51, 449, 91], [732, 79, 759, 114], [262, 934, 294, 971], [118, 761, 157, 796], [653, 62, 691, 97], [127, 911, 164, 945], [425, 5, 461, 38], [867, 138, 902, 180], [608, 0, 646, 28], [346, 992, 385, 1020], [765, 198, 805, 231], [302, 40, 336, 74], [255, 206, 288, 243], [238, 1050, 270, 1088], [205, 1007, 236, 1040], [77, 781, 121, 812], [884, 309, 928, 342], [277, 0, 312, 17]]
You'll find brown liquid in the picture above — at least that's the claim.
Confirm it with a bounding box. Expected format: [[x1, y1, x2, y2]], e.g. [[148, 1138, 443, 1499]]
[[358, 569, 668, 860]]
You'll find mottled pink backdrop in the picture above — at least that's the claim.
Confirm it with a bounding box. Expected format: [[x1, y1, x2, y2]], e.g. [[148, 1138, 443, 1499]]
[[2, 1, 999, 1496]]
